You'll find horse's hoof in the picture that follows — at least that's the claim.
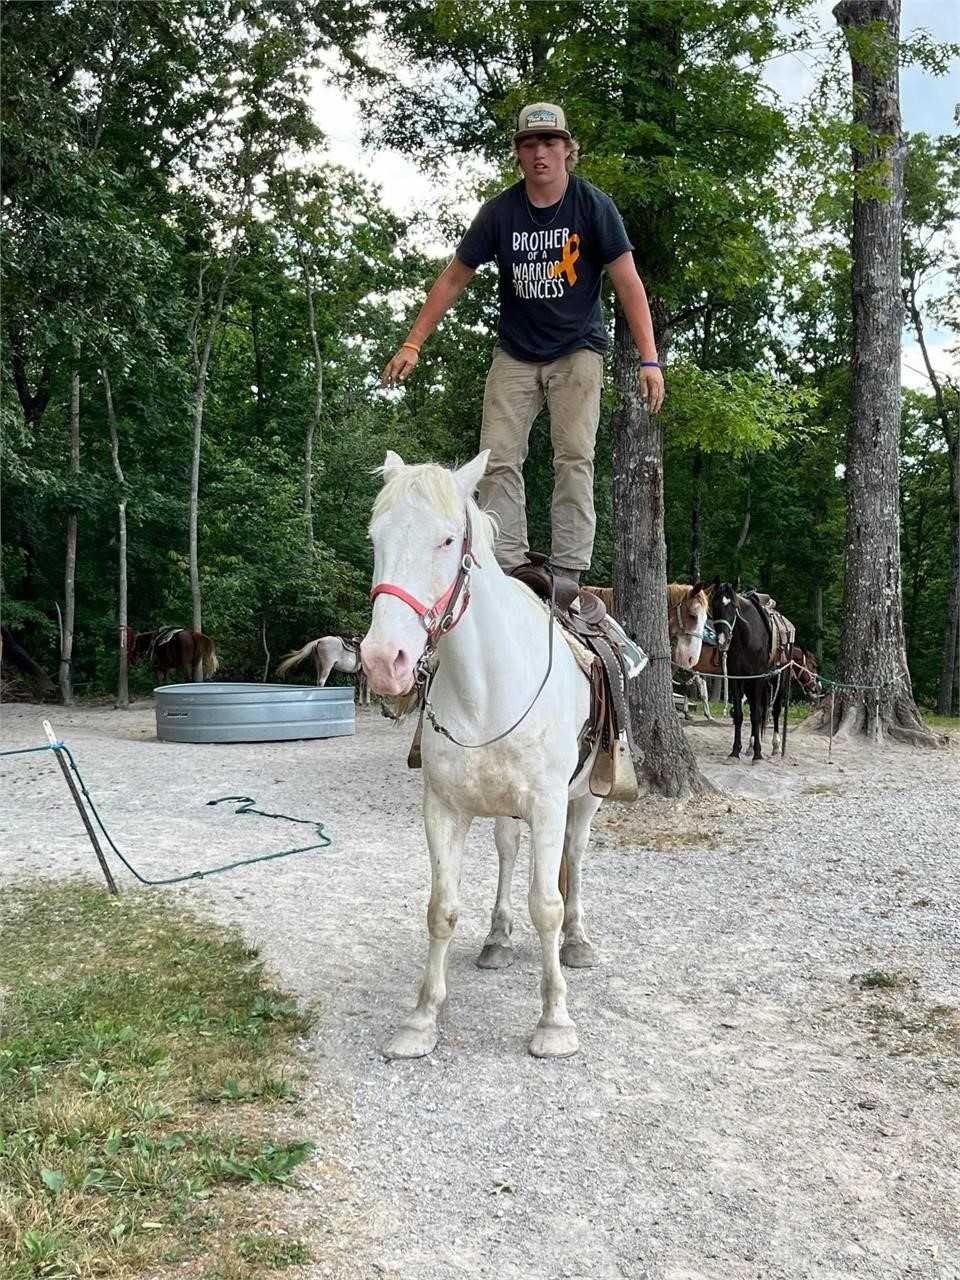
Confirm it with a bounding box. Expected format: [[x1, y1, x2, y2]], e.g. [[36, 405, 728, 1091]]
[[529, 1021, 579, 1059], [477, 943, 514, 969], [382, 1024, 438, 1059], [560, 939, 599, 968]]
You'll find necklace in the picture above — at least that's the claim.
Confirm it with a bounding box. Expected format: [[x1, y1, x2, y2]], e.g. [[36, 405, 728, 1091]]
[[524, 176, 569, 228]]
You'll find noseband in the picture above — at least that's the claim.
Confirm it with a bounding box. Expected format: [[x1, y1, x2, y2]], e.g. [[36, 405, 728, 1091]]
[[370, 510, 478, 652], [672, 598, 705, 641]]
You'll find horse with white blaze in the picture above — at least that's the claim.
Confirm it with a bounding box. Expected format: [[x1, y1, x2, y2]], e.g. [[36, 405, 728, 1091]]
[[361, 450, 603, 1060]]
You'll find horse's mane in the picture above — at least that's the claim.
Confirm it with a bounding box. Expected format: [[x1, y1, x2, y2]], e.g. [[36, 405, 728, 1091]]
[[667, 582, 709, 611], [372, 462, 498, 561]]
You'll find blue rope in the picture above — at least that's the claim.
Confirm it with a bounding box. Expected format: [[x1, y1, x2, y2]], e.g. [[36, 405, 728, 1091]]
[[0, 741, 332, 885]]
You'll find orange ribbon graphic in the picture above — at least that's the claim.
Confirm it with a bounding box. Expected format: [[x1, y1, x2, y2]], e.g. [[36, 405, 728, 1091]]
[[549, 233, 581, 287]]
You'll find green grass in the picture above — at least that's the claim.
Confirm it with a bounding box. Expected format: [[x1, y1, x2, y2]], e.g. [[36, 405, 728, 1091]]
[[852, 969, 912, 990], [0, 879, 316, 1279], [920, 709, 960, 734]]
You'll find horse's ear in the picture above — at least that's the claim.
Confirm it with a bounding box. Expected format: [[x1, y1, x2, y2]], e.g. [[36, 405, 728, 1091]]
[[453, 449, 490, 501], [380, 450, 405, 480]]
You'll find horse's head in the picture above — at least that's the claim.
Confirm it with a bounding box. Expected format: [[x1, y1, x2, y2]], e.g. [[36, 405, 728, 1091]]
[[667, 581, 708, 669], [361, 449, 492, 697], [798, 648, 824, 702], [130, 631, 153, 661], [708, 580, 738, 653]]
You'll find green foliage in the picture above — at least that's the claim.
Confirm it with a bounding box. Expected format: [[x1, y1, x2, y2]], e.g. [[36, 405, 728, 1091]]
[[661, 362, 821, 457], [1, 0, 955, 716]]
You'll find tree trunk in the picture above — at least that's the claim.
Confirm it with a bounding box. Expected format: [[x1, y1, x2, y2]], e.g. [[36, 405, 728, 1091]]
[[283, 170, 323, 559], [814, 581, 824, 667], [831, 0, 935, 744], [59, 348, 80, 705], [690, 447, 704, 583], [611, 306, 709, 798], [103, 368, 129, 708], [187, 179, 250, 663]]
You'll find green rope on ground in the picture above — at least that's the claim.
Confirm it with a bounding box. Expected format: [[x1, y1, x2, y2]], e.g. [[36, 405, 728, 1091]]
[[0, 741, 333, 885]]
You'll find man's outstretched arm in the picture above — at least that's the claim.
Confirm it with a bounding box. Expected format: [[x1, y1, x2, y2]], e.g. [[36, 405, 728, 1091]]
[[381, 257, 477, 387]]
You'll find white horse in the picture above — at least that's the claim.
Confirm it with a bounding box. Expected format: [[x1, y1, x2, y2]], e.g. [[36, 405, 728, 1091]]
[[361, 449, 602, 1060], [276, 635, 370, 703]]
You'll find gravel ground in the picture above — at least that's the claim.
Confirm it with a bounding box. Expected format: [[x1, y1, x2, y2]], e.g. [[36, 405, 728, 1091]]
[[1, 697, 959, 1280]]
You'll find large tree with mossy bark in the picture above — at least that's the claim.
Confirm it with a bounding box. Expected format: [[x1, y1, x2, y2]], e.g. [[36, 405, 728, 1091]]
[[829, 0, 936, 744]]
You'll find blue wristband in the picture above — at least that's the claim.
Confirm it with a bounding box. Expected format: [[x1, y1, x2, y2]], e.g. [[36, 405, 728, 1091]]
[[641, 361, 661, 368]]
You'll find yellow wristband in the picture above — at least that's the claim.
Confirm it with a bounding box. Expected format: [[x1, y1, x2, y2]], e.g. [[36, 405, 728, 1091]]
[[402, 342, 421, 354]]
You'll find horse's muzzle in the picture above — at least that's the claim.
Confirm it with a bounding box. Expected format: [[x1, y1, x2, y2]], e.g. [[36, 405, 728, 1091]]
[[360, 639, 417, 698]]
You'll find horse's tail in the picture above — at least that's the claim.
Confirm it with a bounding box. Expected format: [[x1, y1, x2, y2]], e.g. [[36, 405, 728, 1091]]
[[276, 640, 316, 678], [119, 624, 137, 663], [203, 638, 219, 676]]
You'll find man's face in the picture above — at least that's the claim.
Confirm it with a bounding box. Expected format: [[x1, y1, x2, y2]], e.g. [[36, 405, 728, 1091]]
[[516, 134, 570, 186]]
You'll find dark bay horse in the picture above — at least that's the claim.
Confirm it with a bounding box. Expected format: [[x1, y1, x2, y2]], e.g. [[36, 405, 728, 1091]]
[[1, 623, 55, 691], [126, 626, 219, 684], [708, 582, 786, 763]]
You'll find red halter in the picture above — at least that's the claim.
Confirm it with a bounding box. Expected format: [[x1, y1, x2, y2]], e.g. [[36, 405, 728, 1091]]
[[369, 511, 478, 647]]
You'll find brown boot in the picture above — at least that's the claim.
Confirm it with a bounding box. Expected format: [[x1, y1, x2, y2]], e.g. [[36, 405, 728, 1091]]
[[550, 565, 581, 585]]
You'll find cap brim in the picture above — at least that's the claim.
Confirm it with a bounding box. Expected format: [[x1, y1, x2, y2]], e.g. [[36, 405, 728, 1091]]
[[513, 128, 571, 142]]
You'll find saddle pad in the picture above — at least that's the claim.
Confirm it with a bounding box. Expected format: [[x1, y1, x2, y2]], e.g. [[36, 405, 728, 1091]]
[[529, 596, 595, 677]]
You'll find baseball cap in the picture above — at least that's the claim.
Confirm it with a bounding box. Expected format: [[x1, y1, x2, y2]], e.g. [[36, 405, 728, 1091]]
[[514, 102, 571, 142]]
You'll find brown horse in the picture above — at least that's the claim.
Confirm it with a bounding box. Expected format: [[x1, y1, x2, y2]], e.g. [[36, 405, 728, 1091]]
[[582, 582, 708, 670], [1, 623, 55, 692], [771, 646, 822, 752], [125, 626, 219, 684]]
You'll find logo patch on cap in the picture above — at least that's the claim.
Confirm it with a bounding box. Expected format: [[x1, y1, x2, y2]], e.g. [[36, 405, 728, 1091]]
[[526, 109, 558, 128]]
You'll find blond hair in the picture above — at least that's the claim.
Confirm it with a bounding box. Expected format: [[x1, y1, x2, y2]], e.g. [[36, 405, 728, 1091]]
[[513, 136, 580, 172]]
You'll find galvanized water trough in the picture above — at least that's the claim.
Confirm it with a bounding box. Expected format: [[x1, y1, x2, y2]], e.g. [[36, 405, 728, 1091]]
[[154, 682, 355, 744]]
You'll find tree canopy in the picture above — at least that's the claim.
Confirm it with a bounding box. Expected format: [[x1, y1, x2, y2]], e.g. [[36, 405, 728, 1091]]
[[2, 0, 956, 721]]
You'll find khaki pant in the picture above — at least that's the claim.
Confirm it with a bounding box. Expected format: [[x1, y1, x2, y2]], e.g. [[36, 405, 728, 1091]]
[[478, 345, 604, 572]]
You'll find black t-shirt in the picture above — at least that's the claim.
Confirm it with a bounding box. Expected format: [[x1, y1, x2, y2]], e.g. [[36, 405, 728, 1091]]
[[455, 175, 633, 363]]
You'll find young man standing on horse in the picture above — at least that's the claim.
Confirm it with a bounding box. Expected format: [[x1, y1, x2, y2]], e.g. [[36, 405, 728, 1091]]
[[381, 102, 665, 585]]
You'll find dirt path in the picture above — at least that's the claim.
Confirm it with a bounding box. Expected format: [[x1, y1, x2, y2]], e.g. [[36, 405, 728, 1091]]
[[1, 699, 958, 1280]]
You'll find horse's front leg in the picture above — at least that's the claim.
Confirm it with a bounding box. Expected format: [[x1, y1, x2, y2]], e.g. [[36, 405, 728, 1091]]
[[383, 785, 471, 1060], [729, 683, 744, 758], [560, 792, 603, 968], [750, 686, 764, 763], [528, 796, 578, 1058], [477, 816, 521, 969]]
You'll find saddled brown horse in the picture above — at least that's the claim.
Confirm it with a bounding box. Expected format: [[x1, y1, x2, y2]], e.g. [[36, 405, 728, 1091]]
[[771, 646, 822, 752], [125, 626, 219, 684], [582, 582, 707, 670]]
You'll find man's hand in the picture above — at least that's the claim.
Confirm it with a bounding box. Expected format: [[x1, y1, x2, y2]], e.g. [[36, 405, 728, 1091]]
[[381, 346, 419, 388], [640, 365, 665, 414]]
